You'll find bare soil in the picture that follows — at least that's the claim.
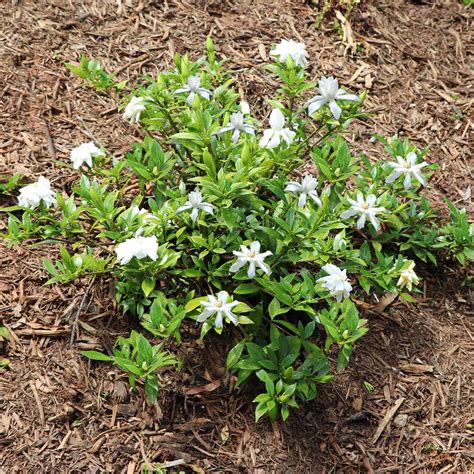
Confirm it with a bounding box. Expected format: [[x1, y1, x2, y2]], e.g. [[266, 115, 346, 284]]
[[0, 0, 473, 472]]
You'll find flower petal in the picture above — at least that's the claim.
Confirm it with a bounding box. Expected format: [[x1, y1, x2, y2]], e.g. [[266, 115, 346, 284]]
[[190, 207, 199, 222], [341, 208, 358, 219], [366, 194, 376, 206], [386, 170, 402, 184], [403, 173, 412, 190], [356, 213, 366, 229], [176, 203, 192, 213], [284, 182, 301, 193], [250, 241, 261, 253], [309, 192, 322, 206], [328, 100, 342, 120], [231, 129, 240, 143], [247, 261, 256, 278], [259, 129, 273, 148], [230, 259, 246, 273], [368, 213, 381, 230], [200, 203, 214, 215], [335, 91, 359, 102], [269, 108, 285, 130], [174, 87, 190, 95], [196, 308, 214, 322], [257, 260, 272, 275], [308, 97, 325, 115]]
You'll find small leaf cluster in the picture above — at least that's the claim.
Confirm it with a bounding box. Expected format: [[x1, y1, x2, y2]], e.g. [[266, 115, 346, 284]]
[[83, 330, 177, 402]]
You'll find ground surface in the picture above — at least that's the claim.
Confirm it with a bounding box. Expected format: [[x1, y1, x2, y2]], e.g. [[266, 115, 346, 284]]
[[0, 0, 473, 472]]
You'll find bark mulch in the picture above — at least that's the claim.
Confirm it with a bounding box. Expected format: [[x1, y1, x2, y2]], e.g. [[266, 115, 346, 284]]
[[0, 0, 473, 472]]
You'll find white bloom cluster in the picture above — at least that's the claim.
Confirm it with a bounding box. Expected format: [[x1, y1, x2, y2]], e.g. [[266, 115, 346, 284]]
[[317, 264, 352, 302], [18, 176, 56, 209], [174, 76, 211, 105], [176, 190, 214, 222], [397, 261, 419, 291], [260, 108, 295, 149], [196, 291, 240, 329], [341, 193, 385, 231], [230, 241, 272, 278], [307, 76, 359, 120], [20, 39, 432, 338], [115, 235, 158, 265], [217, 112, 255, 143], [285, 175, 321, 208], [123, 96, 148, 123], [270, 39, 308, 68], [70, 142, 104, 169], [386, 152, 428, 189]]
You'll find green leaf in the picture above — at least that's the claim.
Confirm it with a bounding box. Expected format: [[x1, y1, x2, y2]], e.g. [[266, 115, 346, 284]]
[[399, 292, 416, 302], [126, 159, 153, 180], [0, 326, 10, 340], [359, 241, 371, 263], [141, 277, 155, 297], [254, 393, 271, 403], [81, 350, 112, 362], [113, 357, 144, 376], [268, 298, 289, 319], [43, 258, 58, 277], [137, 334, 153, 363], [144, 375, 159, 402], [220, 208, 239, 229], [234, 283, 260, 295], [179, 268, 205, 277], [233, 302, 252, 313], [226, 340, 245, 369], [238, 315, 254, 325], [236, 359, 261, 370], [185, 296, 208, 313], [319, 314, 341, 342], [255, 401, 269, 422]]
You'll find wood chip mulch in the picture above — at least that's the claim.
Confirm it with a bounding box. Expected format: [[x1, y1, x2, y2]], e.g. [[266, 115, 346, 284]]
[[0, 0, 473, 472]]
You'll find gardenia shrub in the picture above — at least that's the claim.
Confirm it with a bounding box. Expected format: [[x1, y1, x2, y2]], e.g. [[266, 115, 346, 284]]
[[3, 38, 473, 422]]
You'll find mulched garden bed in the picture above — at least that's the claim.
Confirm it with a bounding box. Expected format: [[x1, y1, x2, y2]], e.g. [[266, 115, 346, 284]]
[[1, 0, 472, 471]]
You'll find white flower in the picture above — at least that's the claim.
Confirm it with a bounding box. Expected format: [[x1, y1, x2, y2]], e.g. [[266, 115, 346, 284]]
[[217, 112, 255, 143], [316, 264, 352, 302], [307, 76, 359, 120], [259, 109, 295, 149], [115, 235, 158, 265], [240, 100, 250, 115], [270, 39, 308, 68], [341, 193, 386, 231], [386, 152, 429, 189], [123, 96, 148, 124], [285, 175, 322, 208], [70, 142, 104, 169], [130, 205, 148, 219], [176, 190, 214, 222], [130, 206, 157, 222], [197, 291, 240, 329], [128, 206, 158, 230], [18, 176, 56, 209], [397, 261, 420, 291], [174, 75, 211, 105], [230, 241, 272, 278]]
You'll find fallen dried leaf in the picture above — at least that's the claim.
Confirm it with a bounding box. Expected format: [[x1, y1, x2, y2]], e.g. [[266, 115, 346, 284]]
[[184, 379, 221, 395], [400, 364, 434, 375]]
